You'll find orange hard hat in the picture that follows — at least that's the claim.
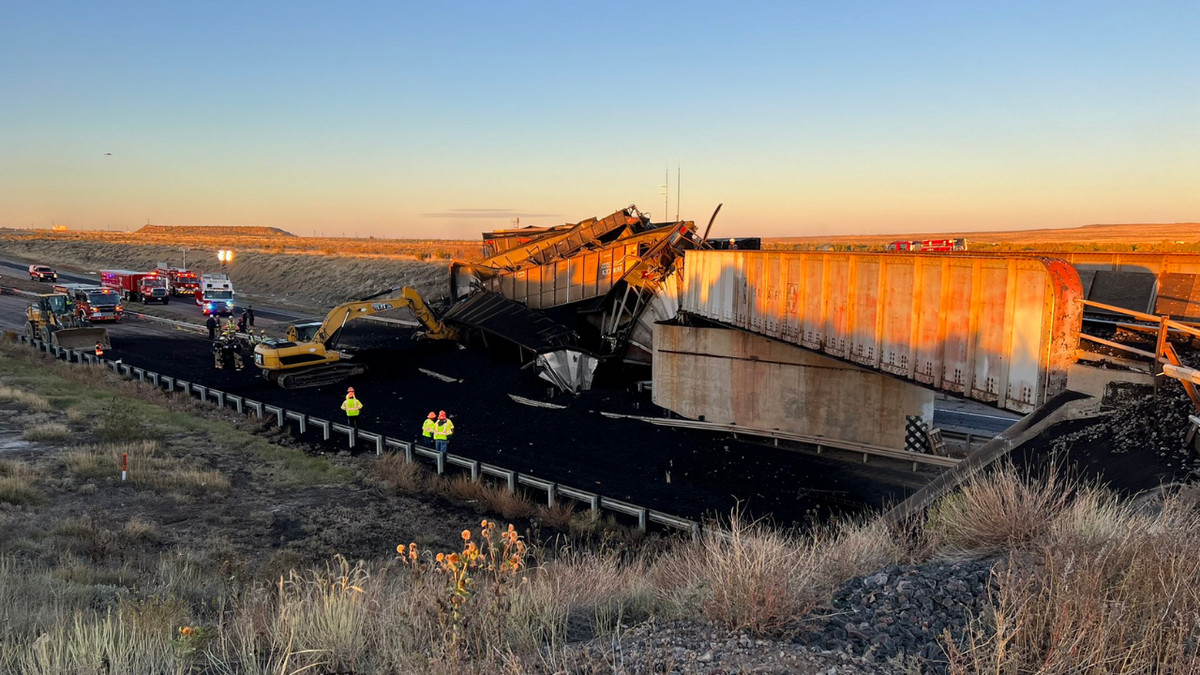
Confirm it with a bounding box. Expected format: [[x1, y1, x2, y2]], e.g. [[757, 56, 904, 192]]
[[346, 387, 355, 395], [427, 412, 436, 419], [438, 410, 446, 418]]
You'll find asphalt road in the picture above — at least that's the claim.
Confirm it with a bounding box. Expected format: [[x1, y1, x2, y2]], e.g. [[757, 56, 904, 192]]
[[0, 255, 311, 325], [0, 286, 928, 525]]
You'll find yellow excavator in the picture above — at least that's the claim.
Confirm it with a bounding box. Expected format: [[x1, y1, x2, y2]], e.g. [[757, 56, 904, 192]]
[[253, 287, 456, 389], [25, 293, 112, 350]]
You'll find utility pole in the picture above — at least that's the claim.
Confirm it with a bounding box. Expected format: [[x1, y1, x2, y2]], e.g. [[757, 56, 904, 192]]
[[661, 168, 669, 223], [676, 164, 681, 221]]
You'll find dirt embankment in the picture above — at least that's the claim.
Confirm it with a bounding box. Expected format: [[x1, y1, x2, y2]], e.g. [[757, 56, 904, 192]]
[[0, 238, 450, 310]]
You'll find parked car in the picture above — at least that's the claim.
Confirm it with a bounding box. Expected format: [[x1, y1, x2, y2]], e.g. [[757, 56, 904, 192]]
[[28, 264, 57, 281]]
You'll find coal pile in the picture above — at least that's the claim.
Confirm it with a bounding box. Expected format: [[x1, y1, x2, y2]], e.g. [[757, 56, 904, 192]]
[[802, 559, 996, 672]]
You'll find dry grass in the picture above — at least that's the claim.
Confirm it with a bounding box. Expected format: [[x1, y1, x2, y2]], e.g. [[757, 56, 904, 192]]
[[924, 462, 1072, 560], [373, 451, 425, 492], [21, 422, 73, 442], [0, 385, 52, 412], [62, 441, 230, 494], [947, 483, 1200, 673], [0, 460, 42, 506], [655, 513, 825, 633]]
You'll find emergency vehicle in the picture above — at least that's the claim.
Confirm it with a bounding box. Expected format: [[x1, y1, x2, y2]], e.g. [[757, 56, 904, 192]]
[[195, 273, 235, 316]]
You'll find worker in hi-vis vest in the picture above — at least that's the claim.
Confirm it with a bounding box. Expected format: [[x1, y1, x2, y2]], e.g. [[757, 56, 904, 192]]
[[433, 410, 454, 454], [421, 412, 436, 446], [340, 387, 363, 429]]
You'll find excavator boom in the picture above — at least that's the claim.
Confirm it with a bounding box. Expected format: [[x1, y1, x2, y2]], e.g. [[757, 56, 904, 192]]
[[255, 287, 455, 388]]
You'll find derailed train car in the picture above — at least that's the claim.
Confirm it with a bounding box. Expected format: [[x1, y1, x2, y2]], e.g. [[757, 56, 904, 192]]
[[446, 205, 722, 385]]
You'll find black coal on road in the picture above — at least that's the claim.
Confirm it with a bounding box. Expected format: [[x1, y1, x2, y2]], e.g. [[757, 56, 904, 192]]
[[86, 320, 918, 525]]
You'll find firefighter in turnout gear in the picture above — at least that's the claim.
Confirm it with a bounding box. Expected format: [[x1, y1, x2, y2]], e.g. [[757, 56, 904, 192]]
[[433, 410, 454, 454], [421, 412, 436, 446], [341, 387, 363, 429]]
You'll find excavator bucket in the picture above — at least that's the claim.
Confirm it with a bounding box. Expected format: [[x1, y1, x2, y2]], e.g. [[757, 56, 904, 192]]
[[51, 326, 111, 351]]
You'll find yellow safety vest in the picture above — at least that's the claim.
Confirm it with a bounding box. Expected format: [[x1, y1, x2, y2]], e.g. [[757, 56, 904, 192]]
[[341, 397, 363, 416], [433, 419, 454, 440], [422, 419, 436, 437]]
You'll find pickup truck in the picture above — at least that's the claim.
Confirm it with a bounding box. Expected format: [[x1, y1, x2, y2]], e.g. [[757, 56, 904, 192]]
[[28, 264, 58, 281]]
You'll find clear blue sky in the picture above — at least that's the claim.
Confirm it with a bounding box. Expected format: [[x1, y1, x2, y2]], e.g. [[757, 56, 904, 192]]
[[2, 1, 1197, 238]]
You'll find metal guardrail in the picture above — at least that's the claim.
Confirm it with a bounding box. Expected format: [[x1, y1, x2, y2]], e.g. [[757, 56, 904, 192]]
[[13, 333, 698, 536]]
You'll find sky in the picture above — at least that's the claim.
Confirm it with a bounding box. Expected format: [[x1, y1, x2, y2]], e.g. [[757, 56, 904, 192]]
[[2, 1, 1197, 239]]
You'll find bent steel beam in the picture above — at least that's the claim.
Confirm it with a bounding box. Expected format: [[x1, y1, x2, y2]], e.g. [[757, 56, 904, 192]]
[[679, 251, 1083, 413]]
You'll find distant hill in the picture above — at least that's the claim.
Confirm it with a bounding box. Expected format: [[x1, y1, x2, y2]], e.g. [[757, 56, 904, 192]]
[[134, 225, 296, 238]]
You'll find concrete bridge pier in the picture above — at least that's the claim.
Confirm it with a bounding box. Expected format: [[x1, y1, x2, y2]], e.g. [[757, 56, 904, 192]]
[[653, 323, 934, 449]]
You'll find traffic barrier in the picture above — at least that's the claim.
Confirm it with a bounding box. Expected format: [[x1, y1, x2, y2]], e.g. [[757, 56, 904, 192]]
[[384, 438, 413, 462], [284, 411, 306, 433], [309, 417, 330, 440], [480, 463, 516, 492], [331, 423, 355, 448], [557, 484, 600, 513], [357, 430, 383, 455], [12, 338, 701, 537]]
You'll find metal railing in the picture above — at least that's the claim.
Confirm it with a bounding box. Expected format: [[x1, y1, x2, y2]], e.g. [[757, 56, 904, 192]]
[[16, 333, 700, 537]]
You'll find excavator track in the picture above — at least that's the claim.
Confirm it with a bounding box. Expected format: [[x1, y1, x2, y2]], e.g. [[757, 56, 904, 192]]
[[273, 363, 368, 389]]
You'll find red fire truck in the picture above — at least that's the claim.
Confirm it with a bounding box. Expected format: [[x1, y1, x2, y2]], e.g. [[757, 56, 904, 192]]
[[155, 264, 202, 297], [100, 270, 171, 304], [54, 284, 124, 322]]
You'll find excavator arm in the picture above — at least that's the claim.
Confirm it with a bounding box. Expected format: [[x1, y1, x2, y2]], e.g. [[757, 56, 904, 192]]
[[256, 287, 455, 388], [298, 287, 457, 347]]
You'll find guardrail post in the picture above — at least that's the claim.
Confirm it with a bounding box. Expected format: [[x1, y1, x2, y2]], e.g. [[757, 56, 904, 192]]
[[195, 385, 208, 403], [245, 400, 263, 418], [636, 507, 647, 533], [120, 364, 132, 377], [287, 412, 306, 433], [435, 452, 444, 474], [160, 375, 174, 390], [468, 460, 479, 481], [176, 379, 190, 393], [691, 522, 702, 542], [133, 367, 145, 382], [148, 372, 159, 386], [226, 394, 242, 413], [546, 483, 556, 508], [587, 494, 600, 513], [264, 405, 283, 426], [310, 417, 330, 440], [211, 390, 225, 407]]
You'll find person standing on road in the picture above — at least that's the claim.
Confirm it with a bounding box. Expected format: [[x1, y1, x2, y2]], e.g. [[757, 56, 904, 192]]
[[341, 387, 363, 429], [245, 306, 255, 329], [206, 315, 217, 340], [433, 410, 454, 454], [420, 412, 436, 446]]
